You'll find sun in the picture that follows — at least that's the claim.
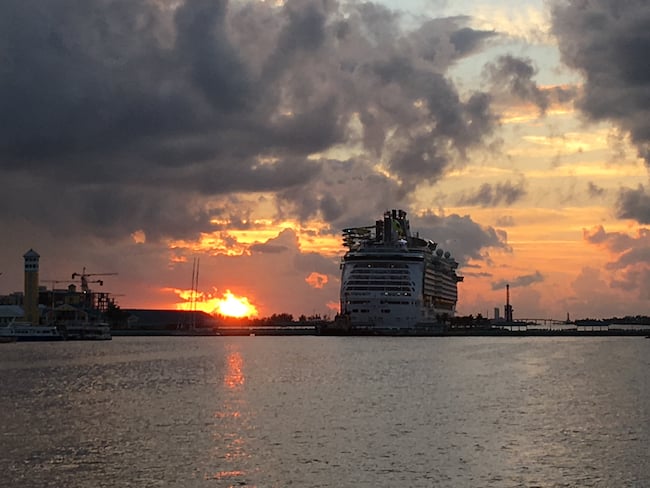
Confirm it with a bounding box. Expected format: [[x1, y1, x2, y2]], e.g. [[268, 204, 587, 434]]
[[214, 290, 258, 318], [172, 287, 259, 318]]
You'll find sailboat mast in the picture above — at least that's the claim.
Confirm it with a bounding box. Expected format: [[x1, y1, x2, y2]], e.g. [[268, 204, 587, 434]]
[[193, 259, 200, 328], [189, 258, 200, 329]]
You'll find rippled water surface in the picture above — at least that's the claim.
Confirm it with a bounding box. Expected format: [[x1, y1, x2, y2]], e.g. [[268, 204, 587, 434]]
[[1, 336, 649, 487]]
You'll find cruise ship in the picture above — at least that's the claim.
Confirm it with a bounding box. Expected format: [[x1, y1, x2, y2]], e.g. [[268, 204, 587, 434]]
[[334, 209, 463, 333]]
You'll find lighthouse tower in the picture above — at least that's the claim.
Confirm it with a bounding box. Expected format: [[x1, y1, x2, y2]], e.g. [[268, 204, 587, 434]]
[[23, 249, 40, 325]]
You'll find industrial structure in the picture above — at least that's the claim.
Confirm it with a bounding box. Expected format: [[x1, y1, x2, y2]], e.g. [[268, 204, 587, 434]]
[[504, 283, 514, 323], [23, 249, 40, 325]]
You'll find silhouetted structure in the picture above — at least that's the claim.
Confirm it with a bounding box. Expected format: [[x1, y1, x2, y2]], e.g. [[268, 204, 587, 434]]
[[504, 284, 513, 323]]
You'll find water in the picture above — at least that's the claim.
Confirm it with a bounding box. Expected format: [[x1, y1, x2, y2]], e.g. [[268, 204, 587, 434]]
[[1, 336, 649, 487]]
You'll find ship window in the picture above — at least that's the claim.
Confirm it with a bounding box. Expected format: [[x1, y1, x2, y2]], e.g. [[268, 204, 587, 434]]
[[381, 309, 391, 313]]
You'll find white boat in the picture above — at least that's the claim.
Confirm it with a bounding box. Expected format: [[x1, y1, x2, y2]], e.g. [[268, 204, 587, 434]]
[[0, 321, 64, 342], [336, 209, 463, 333], [50, 304, 112, 340]]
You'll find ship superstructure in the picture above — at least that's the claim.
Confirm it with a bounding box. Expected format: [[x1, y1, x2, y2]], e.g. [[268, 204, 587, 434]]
[[338, 209, 463, 331]]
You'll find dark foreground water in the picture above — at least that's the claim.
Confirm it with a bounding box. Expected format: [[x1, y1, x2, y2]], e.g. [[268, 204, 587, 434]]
[[1, 336, 649, 487]]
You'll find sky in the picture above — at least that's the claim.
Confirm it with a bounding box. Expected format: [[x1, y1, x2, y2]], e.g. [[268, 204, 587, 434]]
[[1, 0, 649, 320]]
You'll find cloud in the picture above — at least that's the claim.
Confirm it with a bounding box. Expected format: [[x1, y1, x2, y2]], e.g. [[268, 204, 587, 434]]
[[485, 55, 550, 113], [305, 272, 328, 289], [450, 26, 498, 56], [491, 271, 544, 290], [583, 225, 609, 246], [0, 0, 525, 317], [250, 228, 297, 254], [562, 267, 620, 319], [413, 211, 510, 265], [495, 215, 515, 227], [249, 243, 288, 254], [615, 185, 650, 224], [583, 225, 650, 301], [0, 0, 501, 244], [457, 179, 527, 207], [587, 181, 606, 198], [484, 54, 577, 114], [551, 0, 650, 166], [551, 1, 650, 227]]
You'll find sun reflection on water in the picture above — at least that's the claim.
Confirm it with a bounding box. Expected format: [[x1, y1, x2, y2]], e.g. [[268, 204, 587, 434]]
[[207, 346, 254, 485], [225, 350, 245, 389]]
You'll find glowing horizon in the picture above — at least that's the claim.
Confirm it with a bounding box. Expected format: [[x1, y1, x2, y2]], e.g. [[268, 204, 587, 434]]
[[172, 288, 259, 318]]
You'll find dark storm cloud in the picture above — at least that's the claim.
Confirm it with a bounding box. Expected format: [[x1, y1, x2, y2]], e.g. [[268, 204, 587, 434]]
[[615, 185, 650, 224], [486, 55, 550, 112], [450, 26, 497, 56], [552, 0, 650, 224], [414, 211, 509, 265], [408, 17, 497, 64], [457, 179, 527, 207], [276, 0, 329, 53], [0, 0, 499, 243], [275, 157, 409, 224], [485, 55, 576, 114], [174, 0, 252, 111], [491, 271, 544, 291], [552, 0, 650, 153]]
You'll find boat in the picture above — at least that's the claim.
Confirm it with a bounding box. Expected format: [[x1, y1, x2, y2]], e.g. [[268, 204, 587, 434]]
[[60, 321, 112, 340], [0, 321, 64, 342], [329, 209, 463, 334], [49, 304, 112, 340]]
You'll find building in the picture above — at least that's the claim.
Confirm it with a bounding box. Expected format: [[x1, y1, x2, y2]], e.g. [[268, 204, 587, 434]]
[[23, 249, 40, 325]]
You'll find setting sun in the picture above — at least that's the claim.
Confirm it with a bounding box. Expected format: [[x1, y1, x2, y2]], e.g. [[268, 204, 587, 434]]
[[172, 288, 259, 318], [215, 290, 258, 318]]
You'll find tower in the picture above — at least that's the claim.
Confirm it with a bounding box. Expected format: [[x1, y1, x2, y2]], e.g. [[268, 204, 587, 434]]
[[23, 249, 40, 325], [504, 283, 514, 323]]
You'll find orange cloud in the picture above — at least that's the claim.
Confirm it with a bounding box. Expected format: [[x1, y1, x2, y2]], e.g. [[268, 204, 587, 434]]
[[305, 272, 328, 289]]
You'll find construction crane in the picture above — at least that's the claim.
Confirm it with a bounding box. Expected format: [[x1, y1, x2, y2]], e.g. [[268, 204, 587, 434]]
[[71, 267, 118, 293]]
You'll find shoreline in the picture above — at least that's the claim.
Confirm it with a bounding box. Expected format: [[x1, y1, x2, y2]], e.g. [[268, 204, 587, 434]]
[[110, 327, 650, 337]]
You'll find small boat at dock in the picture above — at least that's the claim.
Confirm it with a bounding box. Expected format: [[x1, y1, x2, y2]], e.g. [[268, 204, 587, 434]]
[[0, 321, 64, 342]]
